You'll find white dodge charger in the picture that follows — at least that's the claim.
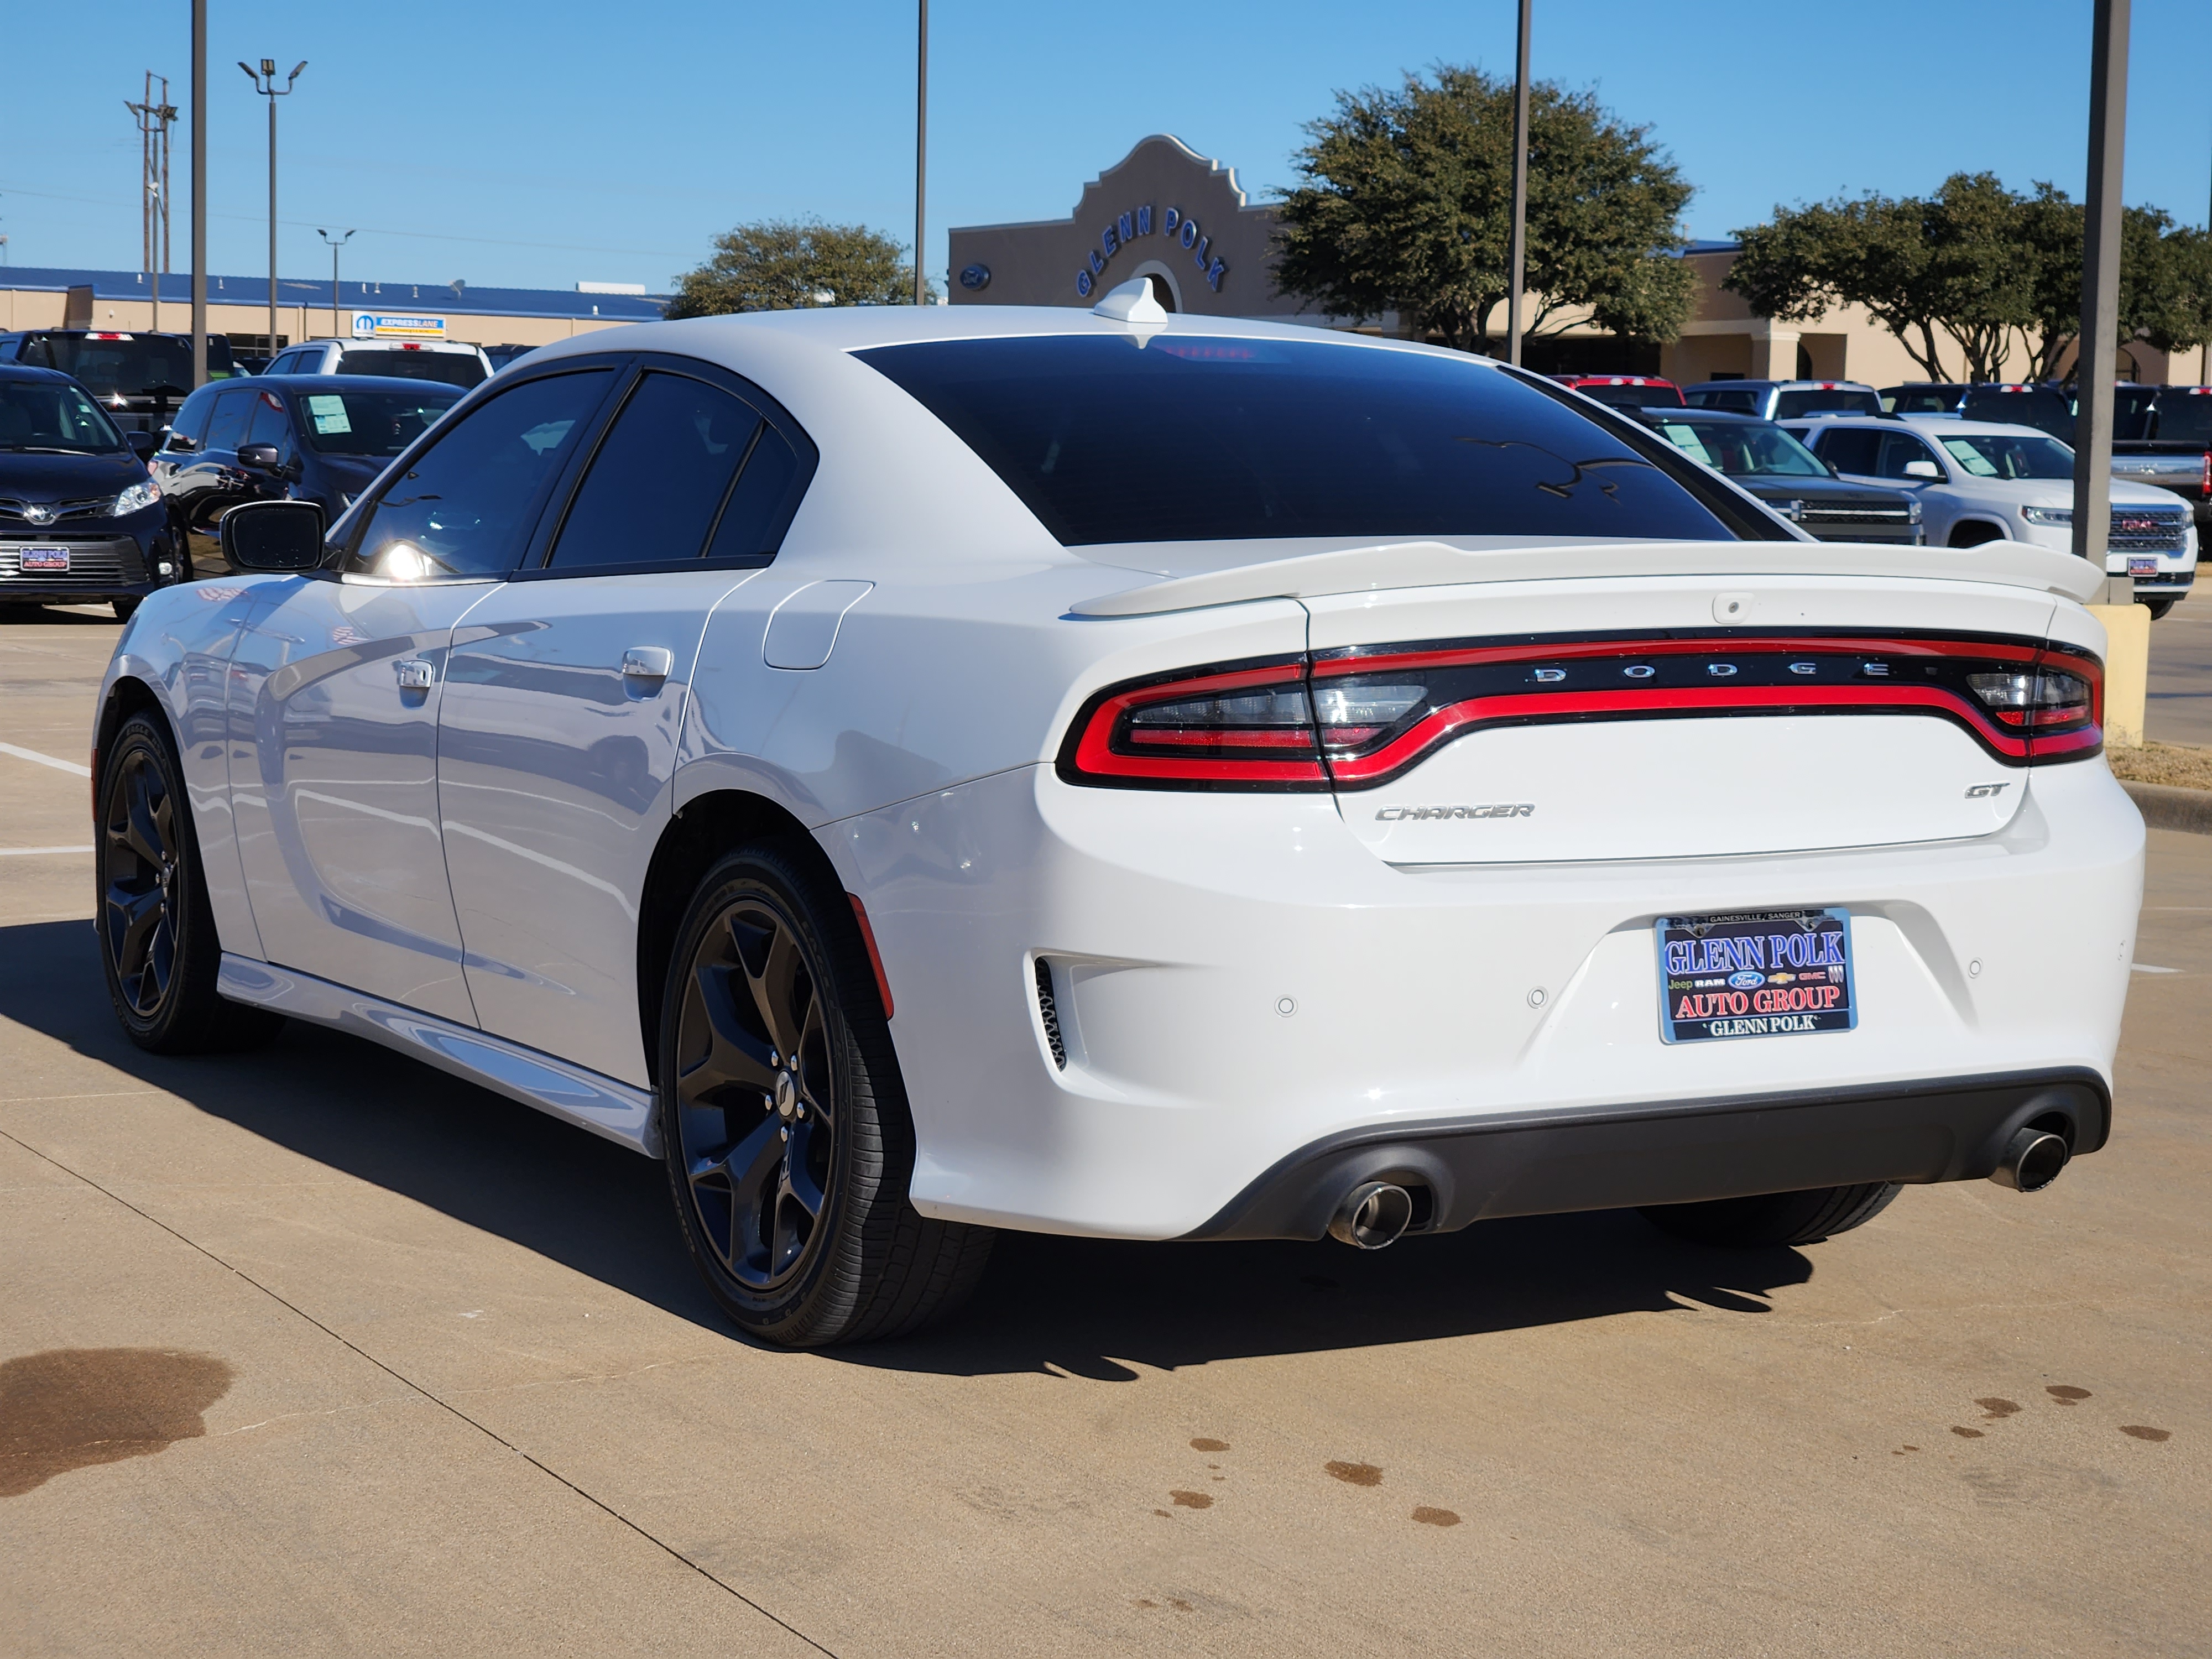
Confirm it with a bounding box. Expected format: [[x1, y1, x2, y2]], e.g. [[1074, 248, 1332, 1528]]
[[90, 289, 2142, 1345]]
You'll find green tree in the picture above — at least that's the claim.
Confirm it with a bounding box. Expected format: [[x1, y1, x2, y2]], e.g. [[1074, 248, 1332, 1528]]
[[1724, 173, 2033, 383], [666, 220, 932, 317], [1272, 66, 1697, 353], [2016, 187, 2212, 380]]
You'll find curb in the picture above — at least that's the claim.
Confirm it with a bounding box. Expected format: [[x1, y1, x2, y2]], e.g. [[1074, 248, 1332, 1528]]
[[2121, 780, 2212, 836]]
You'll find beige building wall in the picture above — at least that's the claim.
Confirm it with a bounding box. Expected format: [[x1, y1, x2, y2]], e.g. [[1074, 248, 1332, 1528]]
[[0, 284, 639, 351]]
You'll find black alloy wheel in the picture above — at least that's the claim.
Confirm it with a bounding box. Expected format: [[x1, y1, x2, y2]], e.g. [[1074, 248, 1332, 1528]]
[[96, 713, 284, 1054], [659, 843, 992, 1345]]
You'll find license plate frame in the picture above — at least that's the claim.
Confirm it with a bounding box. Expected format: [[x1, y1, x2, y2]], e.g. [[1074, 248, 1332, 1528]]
[[18, 546, 70, 572], [1657, 907, 1857, 1044], [2128, 556, 2159, 577]]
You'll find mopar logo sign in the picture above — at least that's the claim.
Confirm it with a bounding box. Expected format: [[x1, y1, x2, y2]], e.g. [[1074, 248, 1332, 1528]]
[[351, 314, 447, 340]]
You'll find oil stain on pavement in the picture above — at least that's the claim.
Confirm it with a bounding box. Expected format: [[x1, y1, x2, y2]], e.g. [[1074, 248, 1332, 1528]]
[[0, 1348, 234, 1498]]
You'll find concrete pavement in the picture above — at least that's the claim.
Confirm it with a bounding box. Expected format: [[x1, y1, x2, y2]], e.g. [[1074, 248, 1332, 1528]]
[[1, 603, 2204, 1657]]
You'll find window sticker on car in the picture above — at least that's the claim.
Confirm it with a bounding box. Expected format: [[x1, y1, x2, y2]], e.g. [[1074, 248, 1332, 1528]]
[[1941, 438, 2000, 477], [306, 394, 351, 435], [1656, 423, 1714, 466], [1657, 909, 1856, 1044]]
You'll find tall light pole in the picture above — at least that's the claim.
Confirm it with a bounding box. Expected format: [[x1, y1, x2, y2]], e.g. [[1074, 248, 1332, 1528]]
[[1506, 0, 1531, 365], [2071, 0, 2127, 596], [190, 1, 206, 387], [239, 58, 306, 357], [317, 228, 354, 339], [915, 0, 928, 307], [126, 74, 177, 334]]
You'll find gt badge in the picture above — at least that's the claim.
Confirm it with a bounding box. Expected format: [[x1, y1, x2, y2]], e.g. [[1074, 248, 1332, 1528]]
[[1964, 782, 2011, 799]]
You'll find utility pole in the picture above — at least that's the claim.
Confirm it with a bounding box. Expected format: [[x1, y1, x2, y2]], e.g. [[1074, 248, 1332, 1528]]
[[190, 1, 207, 387], [2071, 0, 2127, 597], [317, 229, 354, 339], [126, 74, 178, 333], [239, 58, 306, 357], [915, 0, 928, 307], [1506, 0, 1531, 366]]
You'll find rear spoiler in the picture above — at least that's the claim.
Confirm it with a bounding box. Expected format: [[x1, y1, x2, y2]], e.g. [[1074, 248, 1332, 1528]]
[[1071, 538, 2106, 619]]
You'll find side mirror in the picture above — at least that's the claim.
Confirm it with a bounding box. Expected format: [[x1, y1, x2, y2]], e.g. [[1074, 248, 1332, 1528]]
[[236, 442, 283, 472], [124, 431, 158, 460], [220, 498, 327, 572], [1902, 459, 1942, 480], [1825, 462, 1841, 479]]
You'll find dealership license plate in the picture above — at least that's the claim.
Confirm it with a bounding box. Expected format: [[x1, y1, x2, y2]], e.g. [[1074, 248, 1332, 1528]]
[[2128, 557, 2159, 576], [1657, 909, 1856, 1044], [18, 546, 70, 572]]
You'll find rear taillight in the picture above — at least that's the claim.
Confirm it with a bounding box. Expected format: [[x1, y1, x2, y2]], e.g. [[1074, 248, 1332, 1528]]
[[1059, 659, 1327, 788], [2201, 451, 2210, 500], [1968, 670, 2093, 728]]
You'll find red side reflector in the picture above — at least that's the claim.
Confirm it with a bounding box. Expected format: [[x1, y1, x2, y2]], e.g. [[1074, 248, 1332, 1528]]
[[847, 894, 894, 1019]]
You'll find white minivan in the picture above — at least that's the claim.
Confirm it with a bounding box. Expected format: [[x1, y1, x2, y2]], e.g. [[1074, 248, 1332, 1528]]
[[1787, 414, 2197, 616]]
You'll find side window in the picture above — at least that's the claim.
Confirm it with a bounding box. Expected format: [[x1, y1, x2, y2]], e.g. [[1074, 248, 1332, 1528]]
[[245, 390, 290, 448], [349, 368, 613, 581], [1817, 428, 1881, 475], [705, 422, 804, 562], [547, 372, 758, 568], [167, 388, 218, 448], [202, 389, 251, 454], [1876, 435, 1942, 479]]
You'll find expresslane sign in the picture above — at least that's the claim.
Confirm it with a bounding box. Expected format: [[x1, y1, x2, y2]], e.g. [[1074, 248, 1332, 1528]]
[[351, 314, 447, 340]]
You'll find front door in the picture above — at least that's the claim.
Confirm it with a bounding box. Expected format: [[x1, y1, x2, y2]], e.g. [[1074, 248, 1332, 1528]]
[[226, 363, 619, 1019], [439, 363, 797, 1083]]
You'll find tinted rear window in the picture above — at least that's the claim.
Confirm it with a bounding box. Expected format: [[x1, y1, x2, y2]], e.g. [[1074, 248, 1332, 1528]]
[[1961, 388, 2073, 440], [857, 335, 1740, 545], [337, 349, 486, 389], [2156, 391, 2212, 446], [1772, 388, 1881, 419]]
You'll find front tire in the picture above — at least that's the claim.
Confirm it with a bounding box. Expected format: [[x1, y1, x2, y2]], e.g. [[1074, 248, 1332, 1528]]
[[96, 713, 284, 1053], [658, 842, 992, 1346], [1640, 1182, 1901, 1248], [111, 597, 140, 622], [2145, 598, 2177, 620]]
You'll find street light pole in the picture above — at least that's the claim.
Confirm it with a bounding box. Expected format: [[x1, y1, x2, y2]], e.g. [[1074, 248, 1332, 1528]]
[[317, 229, 354, 339], [190, 1, 207, 387], [2071, 0, 2127, 594], [1506, 0, 1531, 365], [239, 59, 306, 358], [915, 0, 928, 307]]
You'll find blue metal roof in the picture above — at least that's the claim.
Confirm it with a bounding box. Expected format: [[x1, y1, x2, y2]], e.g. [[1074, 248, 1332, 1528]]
[[0, 266, 669, 326]]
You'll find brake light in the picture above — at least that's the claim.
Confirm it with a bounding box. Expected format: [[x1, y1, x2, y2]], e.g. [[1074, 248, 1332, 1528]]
[[1968, 670, 2094, 728], [2201, 451, 2210, 500], [1059, 659, 1327, 788]]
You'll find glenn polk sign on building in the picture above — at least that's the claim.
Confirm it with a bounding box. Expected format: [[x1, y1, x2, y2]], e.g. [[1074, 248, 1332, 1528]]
[[948, 134, 1314, 320]]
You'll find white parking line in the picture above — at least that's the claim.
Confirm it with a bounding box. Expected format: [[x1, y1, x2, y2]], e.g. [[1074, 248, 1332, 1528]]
[[2131, 963, 2182, 974], [0, 847, 93, 857], [0, 742, 92, 779]]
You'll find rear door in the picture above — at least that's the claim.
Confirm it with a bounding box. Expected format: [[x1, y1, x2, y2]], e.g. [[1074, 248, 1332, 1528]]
[[226, 363, 617, 1020], [437, 358, 813, 1084], [1305, 576, 2054, 867]]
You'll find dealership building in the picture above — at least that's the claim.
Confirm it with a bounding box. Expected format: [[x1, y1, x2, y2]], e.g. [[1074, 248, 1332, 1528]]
[[0, 266, 666, 356]]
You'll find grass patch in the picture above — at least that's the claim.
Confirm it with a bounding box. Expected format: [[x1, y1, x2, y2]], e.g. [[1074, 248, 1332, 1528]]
[[2107, 740, 2212, 791]]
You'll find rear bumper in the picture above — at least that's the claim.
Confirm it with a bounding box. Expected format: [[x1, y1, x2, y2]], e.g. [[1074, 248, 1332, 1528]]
[[1186, 1067, 2108, 1240]]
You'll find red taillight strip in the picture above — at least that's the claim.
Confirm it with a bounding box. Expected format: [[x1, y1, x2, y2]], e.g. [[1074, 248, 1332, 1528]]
[[1326, 684, 2034, 786], [1312, 633, 2042, 679], [1070, 661, 1326, 784], [1128, 727, 1316, 749]]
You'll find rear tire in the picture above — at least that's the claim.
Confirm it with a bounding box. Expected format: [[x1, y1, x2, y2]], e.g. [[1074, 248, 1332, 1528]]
[[111, 598, 140, 622], [1639, 1182, 1902, 1248], [96, 713, 284, 1054], [656, 841, 993, 1347]]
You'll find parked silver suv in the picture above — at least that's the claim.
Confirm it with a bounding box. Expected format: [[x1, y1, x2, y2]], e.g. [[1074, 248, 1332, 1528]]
[[260, 337, 493, 390], [1684, 379, 1884, 421]]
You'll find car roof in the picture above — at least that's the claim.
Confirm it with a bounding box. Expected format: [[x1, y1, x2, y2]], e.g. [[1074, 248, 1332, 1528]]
[[1637, 406, 1776, 424], [313, 337, 486, 355], [0, 362, 76, 384], [1794, 414, 2059, 440], [249, 373, 468, 395]]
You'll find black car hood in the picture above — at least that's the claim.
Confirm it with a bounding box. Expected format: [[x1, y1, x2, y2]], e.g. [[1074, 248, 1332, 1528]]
[[1738, 477, 1906, 507], [0, 449, 143, 502]]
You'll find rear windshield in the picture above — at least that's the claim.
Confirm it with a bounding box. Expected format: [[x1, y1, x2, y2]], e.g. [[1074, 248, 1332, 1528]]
[[1885, 386, 1964, 414], [1961, 388, 2073, 440], [1685, 385, 1762, 414], [295, 387, 462, 456], [17, 333, 196, 399], [857, 335, 1745, 545], [2154, 390, 2212, 445], [1772, 388, 1881, 419], [1570, 381, 1683, 410], [336, 349, 486, 389]]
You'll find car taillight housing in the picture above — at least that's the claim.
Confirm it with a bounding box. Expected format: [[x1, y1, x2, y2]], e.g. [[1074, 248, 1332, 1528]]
[[1058, 634, 2104, 790]]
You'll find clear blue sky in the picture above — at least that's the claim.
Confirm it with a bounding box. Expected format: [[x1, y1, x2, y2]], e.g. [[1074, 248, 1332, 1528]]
[[6, 1, 2209, 296]]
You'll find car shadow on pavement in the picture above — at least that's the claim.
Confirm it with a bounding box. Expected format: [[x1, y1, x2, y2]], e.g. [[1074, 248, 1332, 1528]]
[[0, 918, 1813, 1373]]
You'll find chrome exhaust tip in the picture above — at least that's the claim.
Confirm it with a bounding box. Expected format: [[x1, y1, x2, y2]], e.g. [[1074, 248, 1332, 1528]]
[[1328, 1181, 1415, 1250], [1989, 1127, 2069, 1193]]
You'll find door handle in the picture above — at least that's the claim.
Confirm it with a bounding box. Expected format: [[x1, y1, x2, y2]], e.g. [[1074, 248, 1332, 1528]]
[[394, 659, 435, 691], [621, 647, 674, 680]]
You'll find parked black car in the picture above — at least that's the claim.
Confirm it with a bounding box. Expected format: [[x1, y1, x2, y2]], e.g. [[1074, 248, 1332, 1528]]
[[1629, 406, 1923, 542], [0, 330, 238, 436], [152, 373, 463, 575], [1882, 382, 1970, 414], [0, 363, 178, 619]]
